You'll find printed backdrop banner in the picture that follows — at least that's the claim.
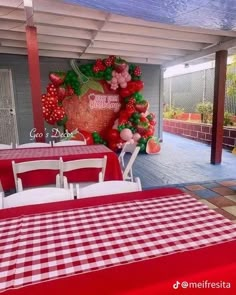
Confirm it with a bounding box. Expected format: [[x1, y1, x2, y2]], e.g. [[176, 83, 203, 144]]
[[63, 80, 121, 137]]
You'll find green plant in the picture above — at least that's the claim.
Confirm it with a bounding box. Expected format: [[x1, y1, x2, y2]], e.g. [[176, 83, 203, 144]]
[[224, 111, 234, 126], [163, 106, 184, 119], [227, 55, 236, 100], [195, 101, 213, 123]]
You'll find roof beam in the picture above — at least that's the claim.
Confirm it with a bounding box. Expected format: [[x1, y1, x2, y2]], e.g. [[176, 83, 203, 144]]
[[102, 22, 221, 44], [96, 32, 205, 51], [109, 14, 236, 38], [34, 12, 101, 31], [163, 38, 236, 68], [92, 41, 189, 56], [86, 47, 173, 60], [23, 0, 34, 26]]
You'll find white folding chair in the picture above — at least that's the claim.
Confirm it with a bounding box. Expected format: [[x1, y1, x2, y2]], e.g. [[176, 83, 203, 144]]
[[0, 143, 13, 149], [76, 177, 142, 199], [61, 156, 107, 190], [12, 158, 63, 192], [52, 140, 86, 147], [118, 143, 140, 181], [16, 142, 52, 148], [3, 185, 74, 209]]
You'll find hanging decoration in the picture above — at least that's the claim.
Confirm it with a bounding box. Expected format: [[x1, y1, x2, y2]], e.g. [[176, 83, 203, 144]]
[[41, 55, 160, 153]]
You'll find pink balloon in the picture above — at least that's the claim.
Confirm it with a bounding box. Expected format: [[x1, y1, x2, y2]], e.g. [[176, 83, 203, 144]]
[[133, 133, 141, 142], [126, 75, 131, 82], [118, 77, 125, 83], [112, 119, 119, 129], [120, 128, 133, 141], [128, 139, 135, 144], [120, 82, 127, 88]]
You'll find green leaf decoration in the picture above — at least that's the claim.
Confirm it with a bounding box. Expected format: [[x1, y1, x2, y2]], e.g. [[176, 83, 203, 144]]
[[87, 80, 104, 93], [80, 83, 90, 97], [80, 79, 104, 97]]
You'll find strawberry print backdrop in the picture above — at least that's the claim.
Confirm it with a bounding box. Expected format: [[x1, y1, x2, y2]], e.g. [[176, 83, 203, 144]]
[[41, 56, 160, 153]]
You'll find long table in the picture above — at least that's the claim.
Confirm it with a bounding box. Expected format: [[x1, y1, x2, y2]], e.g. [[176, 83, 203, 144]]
[[0, 145, 122, 191], [0, 187, 236, 295]]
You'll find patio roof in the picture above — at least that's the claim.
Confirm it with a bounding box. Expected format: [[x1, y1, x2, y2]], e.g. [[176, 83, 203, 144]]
[[0, 0, 236, 67]]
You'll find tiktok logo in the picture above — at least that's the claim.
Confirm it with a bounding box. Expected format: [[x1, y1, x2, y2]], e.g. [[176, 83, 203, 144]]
[[173, 281, 180, 289]]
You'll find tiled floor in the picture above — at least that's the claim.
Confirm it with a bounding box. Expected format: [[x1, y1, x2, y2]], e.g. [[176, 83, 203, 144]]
[[178, 179, 236, 222], [133, 132, 236, 222]]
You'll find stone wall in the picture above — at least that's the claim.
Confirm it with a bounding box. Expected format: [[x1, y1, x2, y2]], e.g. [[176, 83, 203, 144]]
[[163, 119, 236, 149]]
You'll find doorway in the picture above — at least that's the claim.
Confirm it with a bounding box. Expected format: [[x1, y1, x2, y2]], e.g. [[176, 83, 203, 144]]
[[0, 69, 18, 145]]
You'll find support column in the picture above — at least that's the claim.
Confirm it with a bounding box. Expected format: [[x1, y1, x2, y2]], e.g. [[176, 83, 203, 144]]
[[158, 66, 164, 141], [25, 26, 45, 142], [211, 50, 228, 164]]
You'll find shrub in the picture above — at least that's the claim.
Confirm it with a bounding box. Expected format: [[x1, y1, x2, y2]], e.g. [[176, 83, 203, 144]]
[[195, 101, 213, 123], [163, 106, 184, 119], [224, 111, 234, 126]]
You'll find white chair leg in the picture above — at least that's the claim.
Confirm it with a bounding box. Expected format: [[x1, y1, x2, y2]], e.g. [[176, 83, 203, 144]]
[[63, 176, 69, 189], [69, 183, 74, 200], [76, 184, 80, 199], [17, 178, 23, 192], [56, 174, 61, 188], [0, 192, 4, 209]]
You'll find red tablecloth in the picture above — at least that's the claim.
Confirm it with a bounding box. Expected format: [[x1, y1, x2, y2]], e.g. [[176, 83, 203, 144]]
[[0, 145, 122, 190], [0, 188, 236, 295]]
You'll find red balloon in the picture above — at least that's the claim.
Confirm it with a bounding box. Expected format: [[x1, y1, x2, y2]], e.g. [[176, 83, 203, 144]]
[[120, 88, 131, 98], [75, 130, 94, 145], [135, 80, 144, 91], [107, 129, 120, 141], [108, 141, 119, 152], [127, 81, 136, 94]]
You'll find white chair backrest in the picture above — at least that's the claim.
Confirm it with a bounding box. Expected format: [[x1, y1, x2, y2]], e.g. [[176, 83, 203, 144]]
[[0, 143, 13, 149], [118, 143, 140, 181], [52, 140, 86, 147], [76, 177, 142, 199], [12, 158, 63, 192], [3, 185, 74, 209], [61, 156, 107, 184], [16, 142, 51, 148], [0, 192, 4, 209]]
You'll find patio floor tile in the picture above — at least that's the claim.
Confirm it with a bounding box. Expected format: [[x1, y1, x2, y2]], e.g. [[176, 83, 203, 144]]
[[222, 206, 236, 217], [225, 195, 236, 202], [213, 208, 236, 220], [211, 187, 236, 195], [200, 182, 222, 188], [199, 199, 217, 209], [184, 185, 205, 191], [207, 196, 236, 207], [192, 189, 221, 198], [218, 180, 236, 186]]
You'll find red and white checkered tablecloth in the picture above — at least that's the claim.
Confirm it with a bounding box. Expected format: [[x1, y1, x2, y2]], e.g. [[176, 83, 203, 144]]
[[0, 145, 111, 160], [1, 193, 236, 292], [0, 145, 122, 190]]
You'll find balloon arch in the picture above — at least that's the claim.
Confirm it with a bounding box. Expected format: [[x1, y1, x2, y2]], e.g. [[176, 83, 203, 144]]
[[41, 56, 160, 154]]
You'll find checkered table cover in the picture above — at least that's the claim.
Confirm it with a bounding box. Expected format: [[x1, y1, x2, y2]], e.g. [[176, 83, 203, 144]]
[[1, 194, 236, 292], [0, 145, 111, 160]]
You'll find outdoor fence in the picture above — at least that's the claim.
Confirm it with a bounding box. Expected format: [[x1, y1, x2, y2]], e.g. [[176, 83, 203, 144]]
[[164, 67, 236, 115]]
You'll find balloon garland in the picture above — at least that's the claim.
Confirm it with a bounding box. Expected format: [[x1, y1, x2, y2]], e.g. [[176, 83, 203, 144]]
[[41, 55, 160, 153]]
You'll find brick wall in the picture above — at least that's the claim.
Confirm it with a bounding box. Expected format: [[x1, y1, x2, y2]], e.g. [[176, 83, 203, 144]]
[[163, 119, 236, 149]]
